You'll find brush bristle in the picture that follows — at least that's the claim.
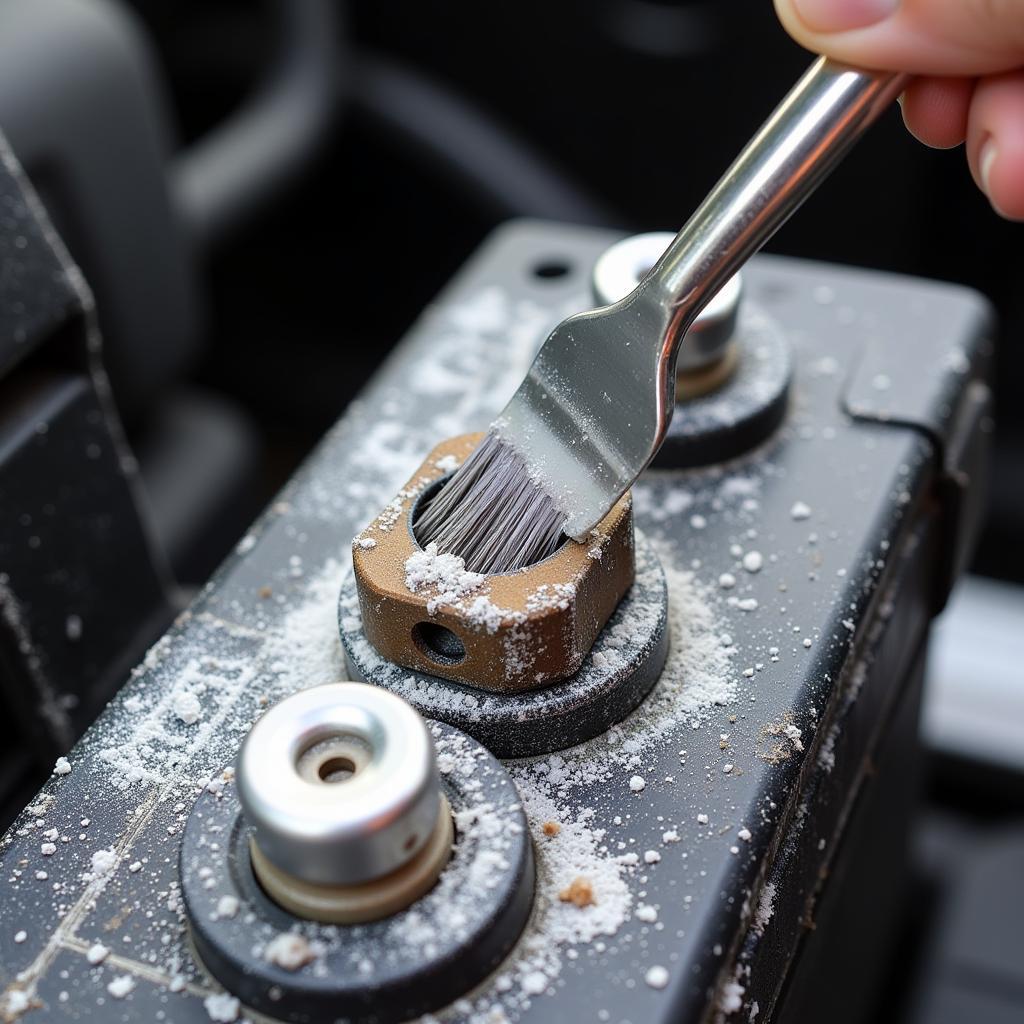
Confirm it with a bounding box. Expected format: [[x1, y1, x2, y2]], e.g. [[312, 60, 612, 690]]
[[414, 432, 566, 575]]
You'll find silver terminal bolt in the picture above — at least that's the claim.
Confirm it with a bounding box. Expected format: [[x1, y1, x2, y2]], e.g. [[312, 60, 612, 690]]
[[237, 683, 445, 889], [591, 231, 743, 375]]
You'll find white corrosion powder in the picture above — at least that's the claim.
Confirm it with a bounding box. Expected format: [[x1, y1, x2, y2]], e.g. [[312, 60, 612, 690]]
[[645, 965, 670, 989], [433, 548, 736, 1017], [88, 848, 118, 880], [2, 991, 30, 1015], [720, 979, 746, 1014], [265, 932, 319, 971], [172, 690, 202, 725], [404, 542, 485, 614], [106, 975, 135, 999], [203, 992, 240, 1022], [753, 882, 776, 936], [86, 942, 109, 965], [742, 551, 763, 573], [215, 894, 239, 919]]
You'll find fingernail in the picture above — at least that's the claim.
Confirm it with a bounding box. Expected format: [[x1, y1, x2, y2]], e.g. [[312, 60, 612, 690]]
[[980, 137, 998, 194], [979, 137, 1006, 216], [792, 0, 899, 33]]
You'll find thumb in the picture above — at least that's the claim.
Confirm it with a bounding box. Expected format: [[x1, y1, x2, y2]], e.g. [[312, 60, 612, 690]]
[[773, 0, 1024, 76]]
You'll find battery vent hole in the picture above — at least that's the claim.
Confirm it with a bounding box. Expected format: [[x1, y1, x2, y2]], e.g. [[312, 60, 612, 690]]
[[532, 259, 571, 280], [412, 622, 466, 664]]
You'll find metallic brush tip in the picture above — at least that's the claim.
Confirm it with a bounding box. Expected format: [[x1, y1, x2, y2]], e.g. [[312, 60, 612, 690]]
[[414, 432, 567, 575]]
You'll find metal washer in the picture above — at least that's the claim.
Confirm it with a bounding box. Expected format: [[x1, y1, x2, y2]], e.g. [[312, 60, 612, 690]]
[[340, 531, 670, 759], [181, 721, 535, 1024]]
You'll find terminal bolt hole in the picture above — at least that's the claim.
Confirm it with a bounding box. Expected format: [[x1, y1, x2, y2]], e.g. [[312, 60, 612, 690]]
[[412, 622, 466, 664]]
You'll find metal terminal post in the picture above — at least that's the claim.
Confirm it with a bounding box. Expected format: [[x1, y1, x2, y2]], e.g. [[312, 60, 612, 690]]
[[236, 683, 453, 923], [591, 231, 743, 389]]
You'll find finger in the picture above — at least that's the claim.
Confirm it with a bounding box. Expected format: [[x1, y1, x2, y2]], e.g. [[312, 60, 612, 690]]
[[774, 0, 1024, 77], [966, 69, 1024, 219], [900, 76, 974, 148]]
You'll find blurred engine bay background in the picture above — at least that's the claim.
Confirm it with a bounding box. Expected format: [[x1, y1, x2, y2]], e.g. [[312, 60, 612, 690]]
[[0, 2, 1021, 1021]]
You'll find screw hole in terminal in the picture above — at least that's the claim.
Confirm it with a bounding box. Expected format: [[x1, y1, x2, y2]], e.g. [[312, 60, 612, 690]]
[[412, 622, 467, 665], [317, 756, 358, 783], [295, 733, 371, 786]]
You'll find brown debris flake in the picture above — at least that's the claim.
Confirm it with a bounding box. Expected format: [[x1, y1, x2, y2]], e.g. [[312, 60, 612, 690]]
[[758, 712, 803, 764], [103, 903, 133, 931], [559, 877, 596, 908], [541, 821, 561, 837]]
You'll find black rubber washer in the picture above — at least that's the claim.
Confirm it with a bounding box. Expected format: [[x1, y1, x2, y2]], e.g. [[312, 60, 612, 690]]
[[654, 305, 792, 469], [339, 532, 670, 758], [181, 723, 534, 1024]]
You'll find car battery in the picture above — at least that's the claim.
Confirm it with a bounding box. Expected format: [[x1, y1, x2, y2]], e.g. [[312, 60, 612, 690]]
[[0, 220, 992, 1024]]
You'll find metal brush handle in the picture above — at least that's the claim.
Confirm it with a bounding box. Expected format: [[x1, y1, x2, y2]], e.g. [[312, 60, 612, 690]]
[[478, 55, 908, 548], [641, 56, 908, 416]]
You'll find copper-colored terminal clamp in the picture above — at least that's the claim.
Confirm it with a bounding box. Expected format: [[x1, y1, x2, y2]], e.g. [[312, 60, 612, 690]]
[[352, 433, 636, 694]]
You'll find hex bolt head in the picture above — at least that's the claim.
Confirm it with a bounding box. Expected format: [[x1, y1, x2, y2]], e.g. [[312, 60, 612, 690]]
[[236, 683, 442, 887]]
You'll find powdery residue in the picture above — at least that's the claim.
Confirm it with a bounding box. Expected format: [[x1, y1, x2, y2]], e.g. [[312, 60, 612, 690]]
[[265, 932, 320, 971], [719, 978, 746, 1015], [404, 543, 486, 614], [94, 653, 259, 791], [752, 882, 776, 936], [203, 992, 241, 1022], [441, 782, 633, 1017], [264, 558, 351, 694], [172, 690, 202, 726]]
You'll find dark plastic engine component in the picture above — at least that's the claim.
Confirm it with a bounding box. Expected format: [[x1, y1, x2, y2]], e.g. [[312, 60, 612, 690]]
[[0, 133, 175, 825]]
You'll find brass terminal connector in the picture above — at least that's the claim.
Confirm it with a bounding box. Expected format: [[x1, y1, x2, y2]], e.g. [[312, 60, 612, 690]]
[[352, 433, 636, 693]]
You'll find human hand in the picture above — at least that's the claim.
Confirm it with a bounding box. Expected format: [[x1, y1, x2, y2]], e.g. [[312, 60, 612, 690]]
[[773, 0, 1024, 219]]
